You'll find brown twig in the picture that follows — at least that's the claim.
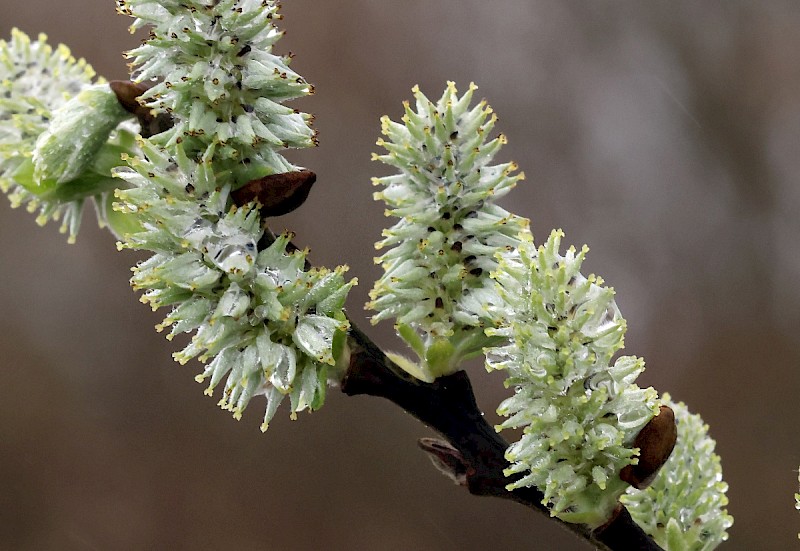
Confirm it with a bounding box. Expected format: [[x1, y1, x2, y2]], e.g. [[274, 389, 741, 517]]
[[341, 322, 667, 551]]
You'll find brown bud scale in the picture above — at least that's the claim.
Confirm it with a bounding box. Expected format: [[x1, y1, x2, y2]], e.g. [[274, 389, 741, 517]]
[[231, 170, 317, 217], [620, 405, 677, 489]]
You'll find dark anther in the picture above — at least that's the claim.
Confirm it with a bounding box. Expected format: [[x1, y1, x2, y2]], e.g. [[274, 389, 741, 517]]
[[237, 44, 252, 57]]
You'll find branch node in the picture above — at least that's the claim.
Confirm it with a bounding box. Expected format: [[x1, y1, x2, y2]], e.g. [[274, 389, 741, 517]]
[[418, 437, 469, 486], [109, 80, 173, 138]]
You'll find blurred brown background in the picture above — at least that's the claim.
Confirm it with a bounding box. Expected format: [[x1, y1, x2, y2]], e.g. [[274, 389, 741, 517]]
[[1, 1, 798, 549]]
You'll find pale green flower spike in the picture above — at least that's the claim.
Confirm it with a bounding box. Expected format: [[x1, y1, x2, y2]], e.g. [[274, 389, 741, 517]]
[[485, 229, 659, 527], [119, 0, 316, 183], [115, 140, 356, 430], [0, 29, 134, 242], [369, 82, 528, 381], [621, 394, 733, 550], [114, 2, 354, 428]]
